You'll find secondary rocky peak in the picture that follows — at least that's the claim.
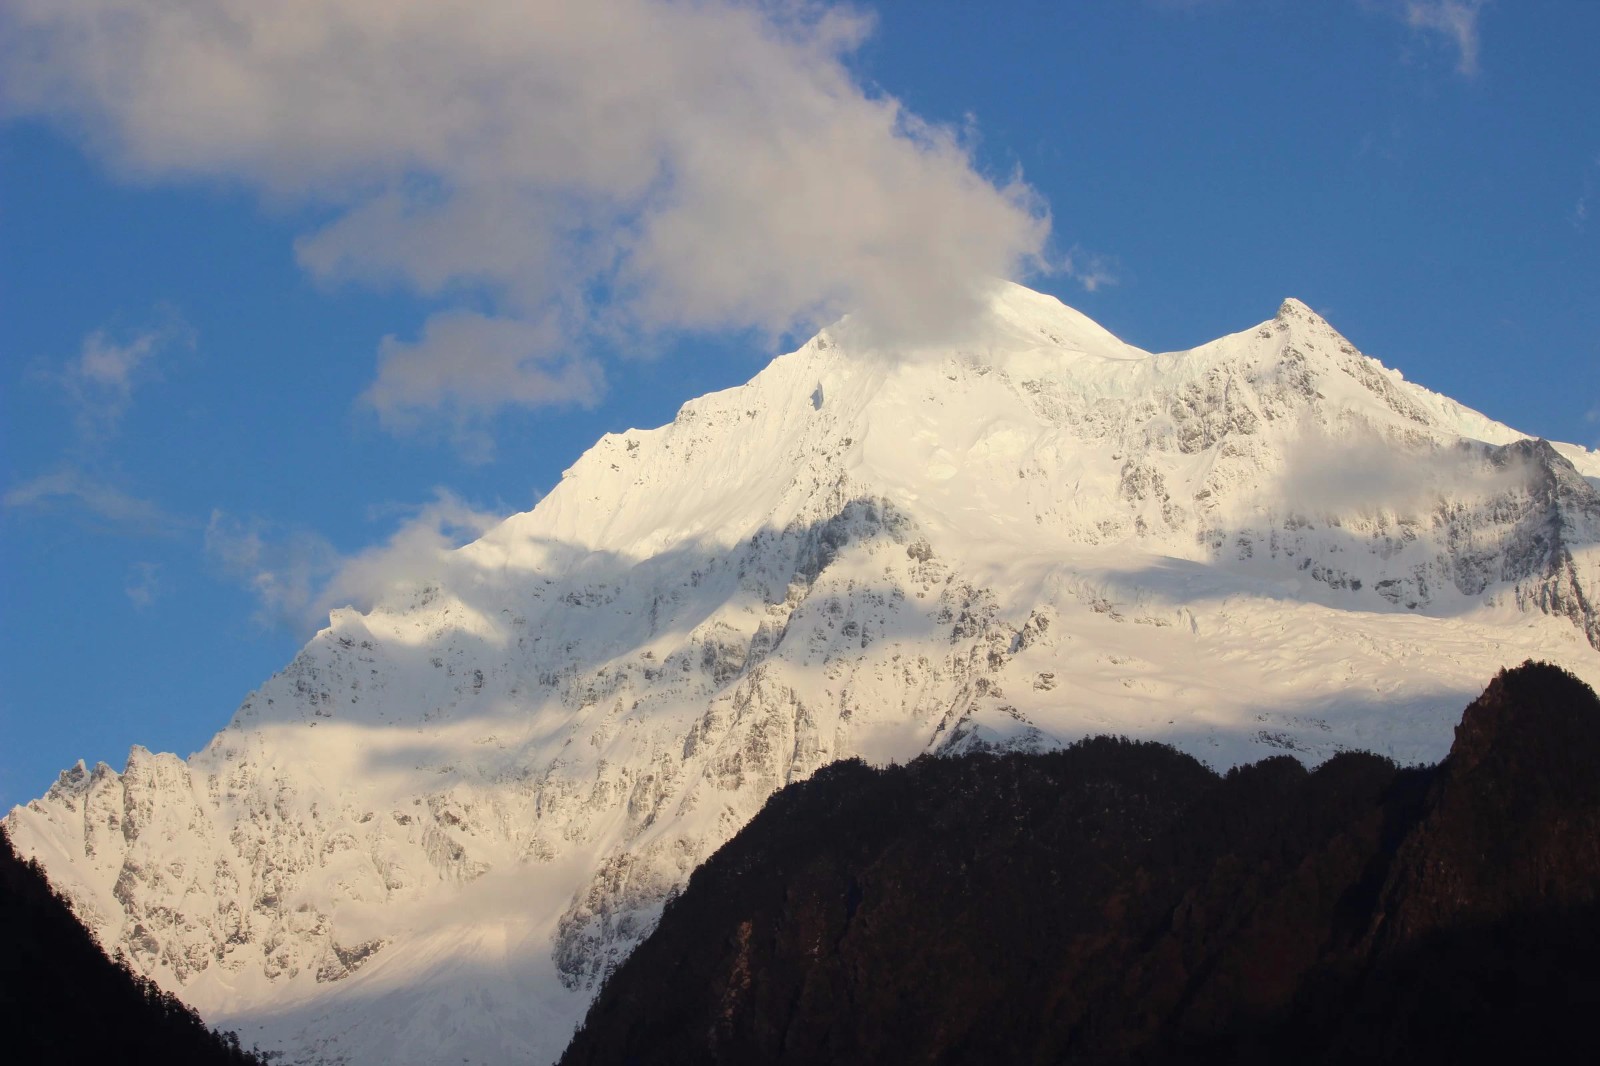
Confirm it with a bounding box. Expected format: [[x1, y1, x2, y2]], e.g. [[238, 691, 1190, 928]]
[[1374, 661, 1600, 947], [1447, 660, 1600, 781]]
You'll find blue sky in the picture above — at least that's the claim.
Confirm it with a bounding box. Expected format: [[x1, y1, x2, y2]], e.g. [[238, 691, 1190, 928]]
[[2, 0, 1596, 810]]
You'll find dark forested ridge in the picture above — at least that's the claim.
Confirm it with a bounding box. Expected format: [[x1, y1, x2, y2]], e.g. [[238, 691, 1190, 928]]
[[562, 661, 1600, 1065], [0, 825, 265, 1064]]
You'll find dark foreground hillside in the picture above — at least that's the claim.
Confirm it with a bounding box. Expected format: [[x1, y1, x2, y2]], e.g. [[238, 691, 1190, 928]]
[[0, 825, 264, 1064], [563, 661, 1600, 1065]]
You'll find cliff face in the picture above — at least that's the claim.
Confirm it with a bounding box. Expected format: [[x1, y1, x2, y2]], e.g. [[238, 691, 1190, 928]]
[[562, 662, 1600, 1065], [8, 284, 1600, 1064]]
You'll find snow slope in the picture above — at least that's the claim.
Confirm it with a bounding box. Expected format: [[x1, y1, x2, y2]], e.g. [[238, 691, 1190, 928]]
[[9, 283, 1600, 1064]]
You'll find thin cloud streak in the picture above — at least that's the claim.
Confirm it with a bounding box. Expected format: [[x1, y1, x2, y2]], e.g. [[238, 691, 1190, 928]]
[[2, 467, 186, 535], [1, 0, 1051, 449]]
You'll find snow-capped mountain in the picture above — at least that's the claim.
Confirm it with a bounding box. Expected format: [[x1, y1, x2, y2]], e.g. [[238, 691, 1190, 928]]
[[8, 283, 1600, 1065]]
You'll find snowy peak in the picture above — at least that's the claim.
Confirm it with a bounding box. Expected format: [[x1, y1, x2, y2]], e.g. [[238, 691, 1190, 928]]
[[980, 280, 1147, 359], [7, 283, 1600, 1066], [1275, 295, 1326, 325]]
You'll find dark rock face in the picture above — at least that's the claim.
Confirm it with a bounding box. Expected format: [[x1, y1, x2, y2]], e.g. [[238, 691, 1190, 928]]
[[561, 662, 1600, 1065], [0, 826, 264, 1065]]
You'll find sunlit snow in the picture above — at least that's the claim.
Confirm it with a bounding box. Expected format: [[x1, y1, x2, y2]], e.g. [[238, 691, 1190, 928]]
[[9, 283, 1599, 1065]]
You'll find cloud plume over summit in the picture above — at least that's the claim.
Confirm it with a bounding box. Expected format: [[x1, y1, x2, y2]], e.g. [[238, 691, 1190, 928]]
[[1, 0, 1049, 439]]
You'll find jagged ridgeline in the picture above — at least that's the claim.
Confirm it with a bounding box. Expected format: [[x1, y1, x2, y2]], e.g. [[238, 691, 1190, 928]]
[[7, 284, 1600, 1064], [562, 662, 1600, 1065], [0, 826, 264, 1063]]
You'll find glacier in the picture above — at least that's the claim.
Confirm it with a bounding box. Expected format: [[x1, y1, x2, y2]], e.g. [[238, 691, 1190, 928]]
[[8, 282, 1600, 1064]]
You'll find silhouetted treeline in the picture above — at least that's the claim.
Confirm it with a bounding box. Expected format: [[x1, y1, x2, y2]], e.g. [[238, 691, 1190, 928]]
[[562, 660, 1600, 1065], [0, 824, 265, 1064]]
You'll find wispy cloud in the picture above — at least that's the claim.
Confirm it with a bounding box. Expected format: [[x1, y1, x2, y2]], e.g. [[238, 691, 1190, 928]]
[[1275, 424, 1525, 518], [1, 1, 1051, 451], [1157, 1, 1490, 81], [5, 311, 193, 541], [205, 492, 504, 633], [1061, 245, 1119, 294], [1403, 0, 1488, 77], [124, 561, 164, 608], [1573, 153, 1600, 232], [2, 467, 184, 535], [204, 510, 339, 631], [59, 309, 194, 442]]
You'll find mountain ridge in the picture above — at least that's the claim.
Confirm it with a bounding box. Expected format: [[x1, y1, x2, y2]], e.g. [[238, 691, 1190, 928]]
[[8, 282, 1600, 1064], [559, 661, 1600, 1065]]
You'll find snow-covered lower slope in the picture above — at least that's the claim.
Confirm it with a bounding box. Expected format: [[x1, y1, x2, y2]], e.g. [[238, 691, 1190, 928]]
[[9, 283, 1600, 1065]]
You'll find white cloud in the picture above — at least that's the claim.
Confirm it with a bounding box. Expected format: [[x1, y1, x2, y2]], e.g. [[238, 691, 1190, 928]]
[[206, 493, 504, 633], [2, 1, 1050, 444], [317, 493, 504, 620], [3, 467, 183, 534], [60, 310, 194, 440], [1404, 0, 1487, 77], [366, 310, 604, 461]]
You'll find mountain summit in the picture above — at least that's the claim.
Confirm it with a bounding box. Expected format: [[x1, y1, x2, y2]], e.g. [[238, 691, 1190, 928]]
[[8, 283, 1600, 1064]]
